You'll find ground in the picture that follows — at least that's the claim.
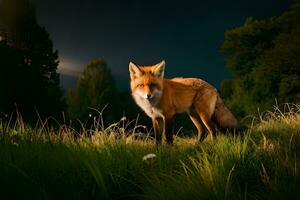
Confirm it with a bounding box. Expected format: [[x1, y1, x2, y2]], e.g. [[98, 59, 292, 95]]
[[0, 105, 299, 199]]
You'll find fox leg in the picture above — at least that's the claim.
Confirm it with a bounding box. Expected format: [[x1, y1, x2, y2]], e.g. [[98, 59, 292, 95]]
[[194, 94, 217, 141], [189, 112, 204, 142], [198, 113, 216, 140], [152, 117, 164, 144], [165, 118, 174, 144]]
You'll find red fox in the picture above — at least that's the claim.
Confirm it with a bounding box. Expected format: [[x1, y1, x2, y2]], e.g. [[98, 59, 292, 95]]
[[129, 60, 241, 144]]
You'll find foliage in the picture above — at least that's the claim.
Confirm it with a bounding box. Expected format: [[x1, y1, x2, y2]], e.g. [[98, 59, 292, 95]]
[[0, 105, 299, 199], [0, 0, 64, 121], [221, 1, 300, 118], [67, 59, 121, 126]]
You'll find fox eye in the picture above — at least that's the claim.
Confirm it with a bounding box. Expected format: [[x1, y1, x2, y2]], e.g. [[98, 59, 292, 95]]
[[150, 83, 156, 88]]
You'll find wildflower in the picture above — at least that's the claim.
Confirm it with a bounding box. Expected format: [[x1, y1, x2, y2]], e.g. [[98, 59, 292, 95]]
[[143, 153, 156, 161], [12, 141, 19, 146], [120, 116, 127, 121]]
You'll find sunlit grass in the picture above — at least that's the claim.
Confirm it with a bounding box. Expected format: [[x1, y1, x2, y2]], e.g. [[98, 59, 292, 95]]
[[0, 104, 299, 199]]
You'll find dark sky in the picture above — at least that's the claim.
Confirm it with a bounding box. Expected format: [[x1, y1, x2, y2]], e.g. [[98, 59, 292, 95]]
[[36, 0, 293, 91]]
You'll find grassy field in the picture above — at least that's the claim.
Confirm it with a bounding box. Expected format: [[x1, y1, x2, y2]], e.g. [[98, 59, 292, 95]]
[[0, 105, 300, 200]]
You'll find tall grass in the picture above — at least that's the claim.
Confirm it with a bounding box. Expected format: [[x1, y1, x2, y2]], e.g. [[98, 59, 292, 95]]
[[0, 104, 299, 199]]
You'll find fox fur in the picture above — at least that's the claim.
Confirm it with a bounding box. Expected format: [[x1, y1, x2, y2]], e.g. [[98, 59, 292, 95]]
[[129, 60, 240, 144]]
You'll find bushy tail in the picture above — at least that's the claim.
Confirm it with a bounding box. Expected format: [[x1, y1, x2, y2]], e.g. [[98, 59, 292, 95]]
[[213, 95, 241, 132]]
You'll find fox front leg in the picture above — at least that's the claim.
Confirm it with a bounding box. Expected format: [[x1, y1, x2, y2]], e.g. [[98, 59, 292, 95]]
[[165, 118, 174, 144], [152, 117, 164, 144]]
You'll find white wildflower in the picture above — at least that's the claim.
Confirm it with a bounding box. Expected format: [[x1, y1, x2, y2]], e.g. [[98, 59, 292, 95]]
[[143, 153, 156, 161], [120, 116, 127, 121], [12, 141, 19, 146]]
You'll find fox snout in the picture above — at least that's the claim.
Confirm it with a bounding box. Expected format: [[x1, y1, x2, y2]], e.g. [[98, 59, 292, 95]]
[[146, 93, 151, 99], [135, 88, 162, 103], [139, 90, 154, 100]]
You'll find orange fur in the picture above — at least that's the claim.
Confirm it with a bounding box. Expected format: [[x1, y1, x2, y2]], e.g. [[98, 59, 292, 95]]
[[129, 60, 240, 144]]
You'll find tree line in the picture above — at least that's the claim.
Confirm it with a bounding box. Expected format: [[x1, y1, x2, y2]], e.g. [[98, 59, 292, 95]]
[[221, 1, 300, 117], [0, 0, 299, 130], [0, 0, 64, 123]]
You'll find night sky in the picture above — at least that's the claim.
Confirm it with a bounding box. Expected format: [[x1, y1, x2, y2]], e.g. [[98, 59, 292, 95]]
[[36, 0, 293, 91]]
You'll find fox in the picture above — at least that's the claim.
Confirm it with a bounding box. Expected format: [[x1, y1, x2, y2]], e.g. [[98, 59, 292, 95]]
[[129, 60, 241, 144]]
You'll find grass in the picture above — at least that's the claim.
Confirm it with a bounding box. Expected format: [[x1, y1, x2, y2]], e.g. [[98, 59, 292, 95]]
[[0, 104, 300, 199]]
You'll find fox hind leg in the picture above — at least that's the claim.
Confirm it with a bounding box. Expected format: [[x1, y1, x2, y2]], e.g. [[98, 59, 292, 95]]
[[198, 113, 216, 140], [193, 94, 218, 141], [189, 111, 205, 142], [193, 106, 216, 141]]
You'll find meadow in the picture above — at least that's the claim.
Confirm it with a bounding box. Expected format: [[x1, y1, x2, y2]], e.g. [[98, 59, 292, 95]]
[[0, 104, 299, 200]]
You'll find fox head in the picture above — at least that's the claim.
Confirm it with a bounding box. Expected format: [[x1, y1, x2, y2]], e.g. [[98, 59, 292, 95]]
[[129, 60, 165, 104]]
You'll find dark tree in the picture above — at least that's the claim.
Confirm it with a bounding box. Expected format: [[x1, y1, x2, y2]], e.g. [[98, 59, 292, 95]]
[[67, 59, 121, 126], [0, 0, 64, 121], [221, 1, 300, 117]]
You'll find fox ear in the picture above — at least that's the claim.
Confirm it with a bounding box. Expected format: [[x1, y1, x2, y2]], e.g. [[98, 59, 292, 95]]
[[153, 60, 165, 77], [129, 62, 142, 79]]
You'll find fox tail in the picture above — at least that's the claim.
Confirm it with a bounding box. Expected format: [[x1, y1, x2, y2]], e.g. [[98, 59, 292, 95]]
[[213, 95, 242, 132]]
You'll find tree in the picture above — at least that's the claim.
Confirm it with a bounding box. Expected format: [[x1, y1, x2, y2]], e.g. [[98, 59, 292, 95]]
[[221, 1, 300, 117], [0, 0, 64, 121], [67, 59, 121, 126]]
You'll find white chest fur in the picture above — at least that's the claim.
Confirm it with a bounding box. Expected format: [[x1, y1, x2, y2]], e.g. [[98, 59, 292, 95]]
[[132, 93, 164, 118]]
